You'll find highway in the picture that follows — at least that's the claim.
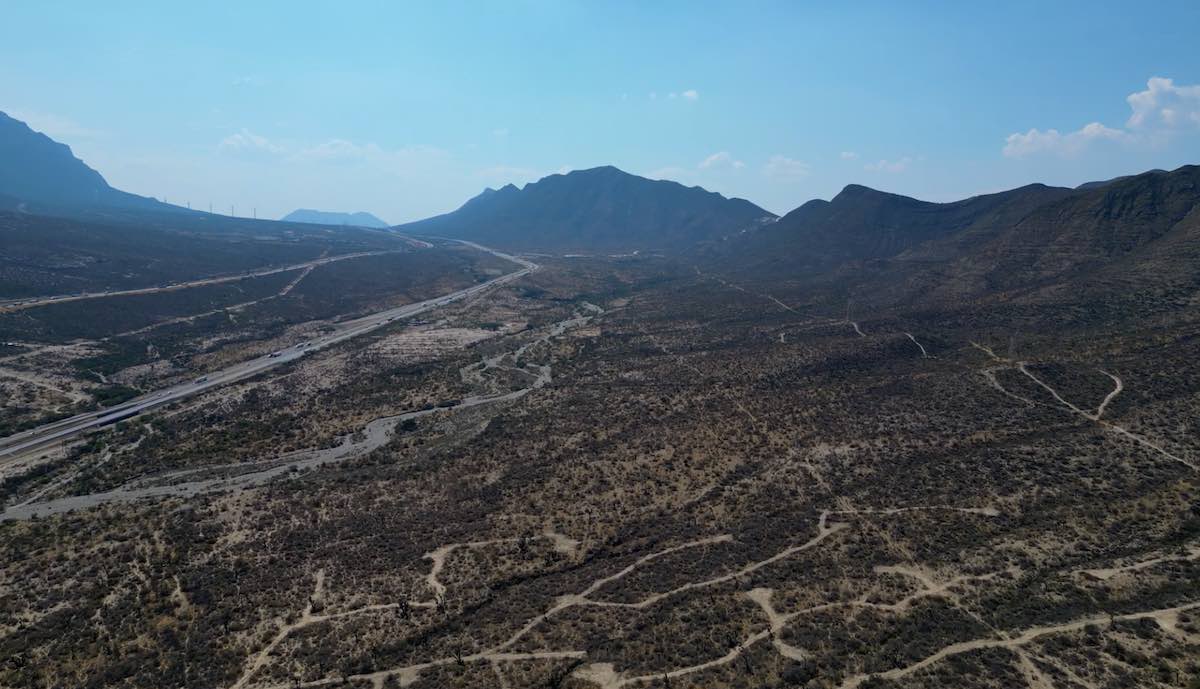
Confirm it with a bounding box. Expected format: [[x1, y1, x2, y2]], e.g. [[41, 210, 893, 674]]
[[0, 241, 536, 462], [0, 249, 404, 313]]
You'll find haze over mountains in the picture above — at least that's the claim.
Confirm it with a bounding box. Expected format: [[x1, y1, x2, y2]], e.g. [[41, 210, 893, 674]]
[[281, 209, 389, 228], [0, 113, 412, 299], [2, 110, 1197, 310], [0, 111, 180, 215]]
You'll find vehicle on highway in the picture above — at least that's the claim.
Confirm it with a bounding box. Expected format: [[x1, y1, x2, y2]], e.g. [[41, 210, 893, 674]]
[[194, 376, 208, 384], [268, 351, 283, 358]]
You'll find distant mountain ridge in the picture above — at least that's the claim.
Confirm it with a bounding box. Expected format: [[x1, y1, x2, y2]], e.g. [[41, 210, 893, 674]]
[[718, 164, 1200, 311], [395, 166, 775, 250], [0, 110, 181, 214], [1075, 170, 1167, 191], [281, 209, 389, 228], [729, 181, 1076, 272]]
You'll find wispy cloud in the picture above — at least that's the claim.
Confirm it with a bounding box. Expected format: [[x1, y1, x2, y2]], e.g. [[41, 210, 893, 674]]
[[1002, 123, 1125, 158], [292, 139, 449, 174], [647, 165, 690, 180], [763, 155, 811, 179], [649, 89, 698, 101], [864, 157, 912, 173], [292, 138, 367, 160], [218, 129, 285, 154], [699, 151, 744, 170], [218, 130, 452, 182], [839, 151, 858, 160]]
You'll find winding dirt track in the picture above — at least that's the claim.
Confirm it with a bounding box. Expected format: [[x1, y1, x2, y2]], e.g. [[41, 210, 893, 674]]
[[971, 342, 1196, 472], [905, 332, 930, 358], [238, 506, 1032, 689], [835, 602, 1200, 689]]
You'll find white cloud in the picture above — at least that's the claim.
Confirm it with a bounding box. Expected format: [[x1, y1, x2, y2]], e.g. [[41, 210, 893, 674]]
[[649, 92, 657, 100], [682, 89, 699, 101], [763, 155, 811, 179], [1002, 122, 1125, 158], [492, 127, 510, 138], [8, 110, 101, 140], [1126, 76, 1200, 129], [1002, 76, 1200, 158], [699, 151, 744, 170], [218, 129, 286, 154], [668, 92, 678, 99], [864, 157, 912, 173], [839, 151, 858, 160]]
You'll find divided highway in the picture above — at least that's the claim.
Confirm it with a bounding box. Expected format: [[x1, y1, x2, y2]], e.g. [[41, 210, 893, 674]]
[[0, 241, 536, 462], [0, 249, 404, 313]]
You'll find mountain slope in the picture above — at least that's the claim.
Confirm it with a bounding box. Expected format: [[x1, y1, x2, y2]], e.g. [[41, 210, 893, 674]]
[[719, 165, 1200, 324], [395, 166, 775, 250], [928, 165, 1200, 298], [1075, 170, 1166, 191], [0, 111, 179, 214], [726, 181, 1075, 274], [281, 209, 389, 228]]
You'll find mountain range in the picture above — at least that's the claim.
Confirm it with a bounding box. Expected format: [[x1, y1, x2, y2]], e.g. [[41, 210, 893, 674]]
[[394, 165, 776, 251], [281, 209, 389, 228], [1, 110, 1197, 315], [712, 165, 1200, 330]]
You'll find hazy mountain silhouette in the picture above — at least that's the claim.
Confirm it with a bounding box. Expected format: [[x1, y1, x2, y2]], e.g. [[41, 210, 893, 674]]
[[395, 166, 775, 250], [281, 209, 389, 228], [0, 111, 180, 214]]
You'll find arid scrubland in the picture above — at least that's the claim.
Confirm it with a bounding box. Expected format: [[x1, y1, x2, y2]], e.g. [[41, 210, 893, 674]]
[[2, 253, 1197, 689]]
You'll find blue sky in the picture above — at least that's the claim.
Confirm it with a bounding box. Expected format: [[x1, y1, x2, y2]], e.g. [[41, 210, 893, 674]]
[[3, 1, 1199, 222]]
